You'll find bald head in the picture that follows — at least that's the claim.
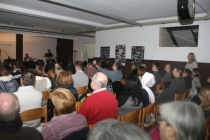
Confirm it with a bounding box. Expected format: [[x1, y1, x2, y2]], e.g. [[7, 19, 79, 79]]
[[91, 72, 108, 90], [0, 93, 19, 122], [165, 64, 171, 72]]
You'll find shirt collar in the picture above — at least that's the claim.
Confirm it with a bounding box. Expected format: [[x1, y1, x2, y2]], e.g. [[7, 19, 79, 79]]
[[91, 88, 107, 95]]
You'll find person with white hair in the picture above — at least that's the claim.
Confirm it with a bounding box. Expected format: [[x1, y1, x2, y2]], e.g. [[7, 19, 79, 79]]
[[87, 119, 152, 140], [78, 72, 118, 125], [157, 101, 205, 140], [0, 93, 43, 140]]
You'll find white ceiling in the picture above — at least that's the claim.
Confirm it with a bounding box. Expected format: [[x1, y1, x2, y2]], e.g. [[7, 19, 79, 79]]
[[0, 0, 209, 37]]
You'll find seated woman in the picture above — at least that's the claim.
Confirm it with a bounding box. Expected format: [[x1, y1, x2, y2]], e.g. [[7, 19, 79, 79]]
[[41, 88, 88, 140], [138, 66, 156, 107], [130, 62, 138, 75], [198, 86, 210, 118], [0, 66, 19, 93], [55, 70, 78, 101], [150, 101, 205, 140], [117, 74, 143, 116]]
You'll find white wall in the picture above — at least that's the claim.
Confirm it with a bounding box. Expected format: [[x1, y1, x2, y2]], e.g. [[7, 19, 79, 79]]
[[23, 35, 56, 62], [96, 20, 210, 63], [74, 36, 95, 61]]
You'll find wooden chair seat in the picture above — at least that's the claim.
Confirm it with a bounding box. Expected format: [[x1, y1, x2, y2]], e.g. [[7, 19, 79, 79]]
[[174, 93, 183, 101], [19, 106, 47, 123], [76, 86, 88, 95], [141, 103, 156, 129], [156, 82, 165, 94], [184, 88, 191, 100], [121, 109, 141, 127]]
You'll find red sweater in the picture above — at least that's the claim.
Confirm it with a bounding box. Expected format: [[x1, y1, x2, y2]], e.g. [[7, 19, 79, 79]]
[[78, 90, 118, 125]]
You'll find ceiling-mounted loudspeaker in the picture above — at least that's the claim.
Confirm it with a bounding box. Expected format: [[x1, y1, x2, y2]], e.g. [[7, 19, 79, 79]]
[[177, 0, 195, 20]]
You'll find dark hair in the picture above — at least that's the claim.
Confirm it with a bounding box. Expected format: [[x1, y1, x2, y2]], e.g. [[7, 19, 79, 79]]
[[101, 61, 108, 68], [3, 59, 10, 66], [115, 62, 122, 70], [36, 59, 44, 67], [21, 70, 35, 86], [35, 66, 45, 77], [0, 66, 9, 76], [75, 62, 83, 69], [14, 61, 22, 69], [28, 61, 36, 69], [153, 63, 160, 71], [137, 66, 146, 76], [10, 59, 16, 66], [184, 69, 192, 77], [192, 68, 200, 79], [121, 75, 143, 106], [174, 66, 184, 77]]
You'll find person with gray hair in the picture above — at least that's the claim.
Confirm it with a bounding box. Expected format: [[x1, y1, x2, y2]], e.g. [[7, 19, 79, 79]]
[[155, 66, 187, 103], [87, 119, 152, 140], [158, 101, 205, 140], [0, 92, 43, 140], [79, 72, 118, 125]]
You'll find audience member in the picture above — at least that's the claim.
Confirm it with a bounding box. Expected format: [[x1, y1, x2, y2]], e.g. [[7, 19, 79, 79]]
[[198, 86, 210, 118], [107, 78, 113, 93], [72, 62, 88, 88], [41, 88, 87, 140], [34, 66, 51, 92], [130, 62, 138, 75], [0, 66, 19, 93], [190, 68, 201, 97], [117, 75, 143, 116], [2, 59, 11, 72], [64, 59, 75, 74], [13, 70, 42, 127], [157, 101, 205, 140], [185, 52, 198, 71], [27, 61, 36, 72], [12, 60, 22, 85], [155, 66, 187, 103], [54, 62, 61, 69], [85, 62, 98, 79], [87, 119, 152, 140], [79, 72, 118, 125], [47, 69, 56, 90], [0, 93, 43, 140], [24, 53, 31, 62], [36, 59, 45, 67], [183, 69, 192, 89], [161, 64, 172, 87], [44, 59, 54, 73], [152, 63, 162, 84], [138, 66, 156, 106], [9, 59, 16, 73], [55, 70, 78, 100], [94, 60, 123, 82]]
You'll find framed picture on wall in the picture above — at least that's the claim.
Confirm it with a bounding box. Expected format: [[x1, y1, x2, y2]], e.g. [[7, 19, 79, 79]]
[[131, 46, 145, 64], [100, 46, 110, 62], [115, 44, 126, 66]]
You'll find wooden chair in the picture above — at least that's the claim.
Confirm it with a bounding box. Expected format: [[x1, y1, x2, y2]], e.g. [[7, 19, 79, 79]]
[[88, 124, 94, 129], [155, 103, 161, 120], [205, 118, 210, 140], [184, 88, 191, 100], [42, 91, 52, 101], [75, 101, 82, 113], [113, 116, 121, 121], [156, 82, 165, 94], [174, 93, 183, 101], [121, 79, 125, 85], [141, 103, 156, 130], [121, 109, 141, 127], [20, 106, 47, 123], [76, 86, 88, 95]]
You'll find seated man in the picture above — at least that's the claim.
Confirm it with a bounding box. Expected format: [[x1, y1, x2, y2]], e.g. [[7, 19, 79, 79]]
[[12, 60, 22, 85], [152, 63, 162, 84], [14, 70, 42, 127], [0, 93, 43, 140], [94, 60, 123, 82], [72, 62, 89, 88], [183, 69, 192, 89], [161, 64, 172, 87], [79, 72, 118, 125], [155, 66, 187, 103]]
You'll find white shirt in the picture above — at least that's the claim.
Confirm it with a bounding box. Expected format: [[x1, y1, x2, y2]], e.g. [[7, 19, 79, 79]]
[[185, 61, 198, 71]]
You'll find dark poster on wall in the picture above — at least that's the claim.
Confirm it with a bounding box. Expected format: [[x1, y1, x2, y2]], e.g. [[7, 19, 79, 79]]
[[100, 46, 110, 62], [131, 46, 145, 64]]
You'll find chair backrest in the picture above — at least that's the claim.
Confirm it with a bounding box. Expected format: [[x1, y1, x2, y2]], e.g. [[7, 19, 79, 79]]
[[42, 91, 52, 101], [156, 82, 165, 93], [205, 118, 210, 140], [62, 127, 89, 140], [19, 106, 47, 123], [75, 101, 82, 113], [76, 86, 88, 95], [121, 109, 141, 127], [184, 88, 191, 99], [141, 103, 156, 129], [174, 93, 183, 101], [121, 79, 125, 85]]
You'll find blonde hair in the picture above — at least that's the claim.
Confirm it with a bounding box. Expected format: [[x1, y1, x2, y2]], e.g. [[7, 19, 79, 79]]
[[52, 88, 76, 114], [56, 70, 73, 86], [200, 86, 210, 111], [188, 52, 197, 63]]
